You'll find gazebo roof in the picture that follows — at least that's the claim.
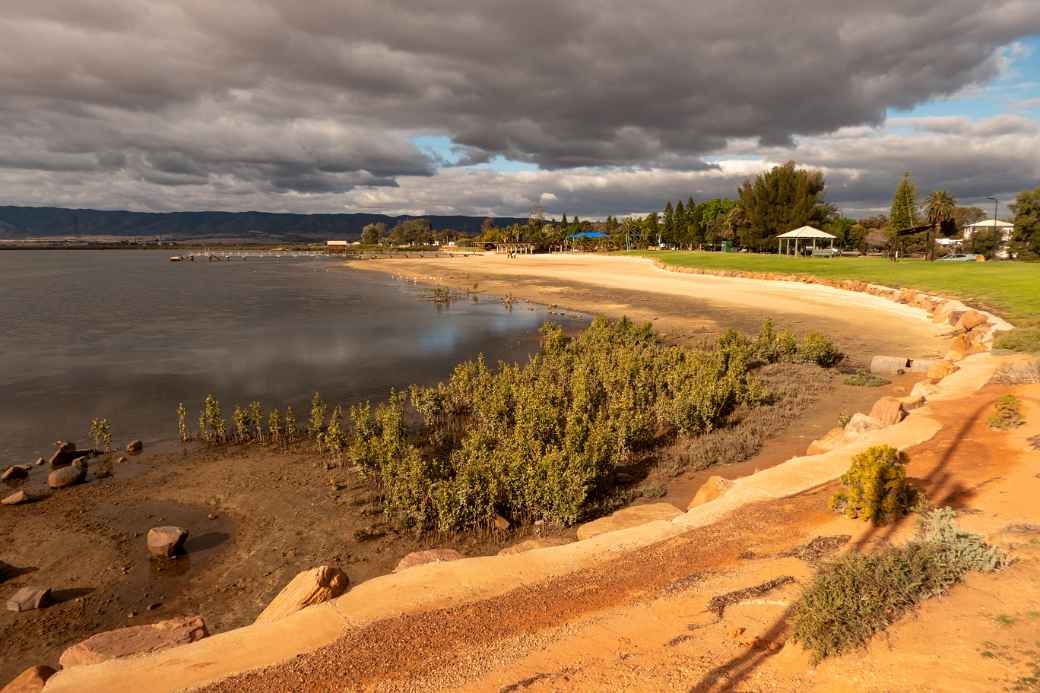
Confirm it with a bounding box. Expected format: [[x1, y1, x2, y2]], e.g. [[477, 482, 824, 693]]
[[776, 226, 836, 239]]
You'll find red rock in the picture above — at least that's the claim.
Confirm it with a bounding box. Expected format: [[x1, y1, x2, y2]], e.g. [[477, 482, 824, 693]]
[[0, 466, 29, 481], [147, 526, 189, 557], [1, 490, 35, 506], [59, 616, 209, 668], [497, 537, 574, 555], [0, 665, 55, 693], [393, 549, 465, 573], [47, 459, 86, 488], [869, 397, 906, 426], [254, 566, 349, 624], [844, 413, 884, 436]]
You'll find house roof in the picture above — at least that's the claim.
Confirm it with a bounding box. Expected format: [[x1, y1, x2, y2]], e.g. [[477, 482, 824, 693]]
[[965, 219, 1013, 228], [776, 225, 836, 239]]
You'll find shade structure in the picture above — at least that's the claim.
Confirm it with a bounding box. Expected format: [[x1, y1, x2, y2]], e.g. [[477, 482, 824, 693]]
[[776, 226, 836, 255]]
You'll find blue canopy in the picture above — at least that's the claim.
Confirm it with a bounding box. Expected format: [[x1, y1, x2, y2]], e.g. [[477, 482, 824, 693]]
[[570, 231, 606, 239]]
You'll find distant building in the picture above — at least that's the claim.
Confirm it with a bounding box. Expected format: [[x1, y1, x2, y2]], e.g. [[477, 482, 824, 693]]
[[962, 219, 1014, 258], [326, 240, 349, 253]]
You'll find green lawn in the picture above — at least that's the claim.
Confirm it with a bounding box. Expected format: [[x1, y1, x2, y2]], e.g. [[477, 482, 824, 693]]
[[630, 251, 1039, 327]]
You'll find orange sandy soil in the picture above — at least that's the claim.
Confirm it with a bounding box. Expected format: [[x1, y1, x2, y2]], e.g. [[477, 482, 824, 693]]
[[204, 384, 1040, 693]]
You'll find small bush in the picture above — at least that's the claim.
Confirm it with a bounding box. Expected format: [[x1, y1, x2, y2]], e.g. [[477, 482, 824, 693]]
[[792, 508, 1007, 661], [798, 333, 845, 367], [988, 394, 1025, 430], [844, 372, 890, 387], [994, 327, 1040, 354], [830, 445, 915, 524]]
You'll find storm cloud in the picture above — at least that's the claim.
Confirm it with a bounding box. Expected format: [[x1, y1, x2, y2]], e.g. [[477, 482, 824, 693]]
[[0, 1, 1038, 214]]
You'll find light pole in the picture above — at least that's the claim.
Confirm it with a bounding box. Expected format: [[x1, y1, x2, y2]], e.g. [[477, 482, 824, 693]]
[[985, 196, 999, 224]]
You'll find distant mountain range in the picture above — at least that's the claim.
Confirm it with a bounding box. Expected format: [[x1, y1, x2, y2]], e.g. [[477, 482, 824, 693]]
[[0, 206, 530, 241]]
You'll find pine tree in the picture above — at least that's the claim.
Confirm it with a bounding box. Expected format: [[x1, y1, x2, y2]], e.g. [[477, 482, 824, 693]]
[[674, 200, 686, 247], [561, 213, 568, 226], [662, 201, 675, 245], [889, 173, 919, 232]]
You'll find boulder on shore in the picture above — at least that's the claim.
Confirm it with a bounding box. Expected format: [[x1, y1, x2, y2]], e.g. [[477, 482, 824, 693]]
[[868, 397, 906, 426], [6, 587, 50, 613], [58, 616, 209, 668], [688, 476, 734, 509], [47, 460, 86, 489], [126, 440, 143, 454], [927, 360, 959, 383], [2, 490, 36, 506], [393, 549, 465, 573], [844, 413, 884, 436], [254, 566, 349, 624], [576, 502, 683, 540], [147, 526, 189, 558], [47, 442, 79, 469], [955, 310, 987, 332], [0, 665, 55, 693], [1, 465, 30, 482]]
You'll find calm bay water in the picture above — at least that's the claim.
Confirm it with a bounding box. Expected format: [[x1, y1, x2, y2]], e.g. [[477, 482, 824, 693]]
[[0, 251, 585, 466]]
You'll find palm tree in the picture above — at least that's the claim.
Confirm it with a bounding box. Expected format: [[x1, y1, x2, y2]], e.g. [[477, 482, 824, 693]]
[[925, 190, 957, 261]]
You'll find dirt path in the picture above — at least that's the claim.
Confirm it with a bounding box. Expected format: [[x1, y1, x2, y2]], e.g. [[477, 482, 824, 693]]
[[350, 253, 949, 361], [201, 384, 1040, 693]]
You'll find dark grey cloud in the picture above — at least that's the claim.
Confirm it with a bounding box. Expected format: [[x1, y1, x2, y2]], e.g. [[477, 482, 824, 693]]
[[0, 1, 1037, 212]]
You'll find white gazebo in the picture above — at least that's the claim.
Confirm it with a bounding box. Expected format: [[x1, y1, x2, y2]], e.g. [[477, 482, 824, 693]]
[[776, 226, 836, 255]]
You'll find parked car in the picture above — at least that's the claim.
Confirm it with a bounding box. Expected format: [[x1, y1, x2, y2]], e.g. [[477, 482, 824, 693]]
[[938, 254, 977, 262]]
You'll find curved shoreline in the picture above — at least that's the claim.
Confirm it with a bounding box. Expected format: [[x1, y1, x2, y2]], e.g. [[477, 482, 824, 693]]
[[43, 254, 1013, 692]]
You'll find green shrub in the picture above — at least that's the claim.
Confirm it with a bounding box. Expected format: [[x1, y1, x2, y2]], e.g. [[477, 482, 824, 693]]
[[792, 508, 1007, 661], [988, 394, 1024, 430], [346, 317, 791, 532], [798, 333, 845, 367], [994, 326, 1040, 354], [830, 445, 915, 524]]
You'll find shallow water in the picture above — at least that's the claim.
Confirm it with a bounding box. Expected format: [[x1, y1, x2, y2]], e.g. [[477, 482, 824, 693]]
[[0, 250, 586, 466]]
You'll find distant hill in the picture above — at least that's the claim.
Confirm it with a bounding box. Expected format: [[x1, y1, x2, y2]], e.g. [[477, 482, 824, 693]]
[[0, 206, 530, 241]]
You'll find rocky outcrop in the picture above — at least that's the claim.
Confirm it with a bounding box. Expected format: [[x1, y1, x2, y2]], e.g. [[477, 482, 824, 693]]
[[868, 397, 906, 426], [576, 503, 683, 540], [47, 460, 86, 489], [254, 566, 349, 624], [955, 310, 987, 332], [126, 440, 143, 453], [393, 549, 465, 573], [0, 665, 55, 693], [688, 477, 733, 509], [47, 442, 80, 469], [6, 587, 50, 612], [147, 527, 189, 558], [58, 616, 209, 668], [497, 537, 574, 555]]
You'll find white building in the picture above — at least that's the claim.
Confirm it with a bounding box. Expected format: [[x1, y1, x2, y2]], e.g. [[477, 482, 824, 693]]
[[962, 219, 1015, 258]]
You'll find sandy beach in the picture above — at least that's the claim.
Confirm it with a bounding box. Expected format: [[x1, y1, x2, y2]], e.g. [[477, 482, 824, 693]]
[[351, 253, 950, 362]]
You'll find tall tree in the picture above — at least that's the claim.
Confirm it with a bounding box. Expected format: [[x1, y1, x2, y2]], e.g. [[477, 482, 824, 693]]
[[952, 206, 986, 234], [1010, 185, 1040, 258], [360, 222, 385, 245], [924, 190, 956, 260], [889, 173, 919, 232], [674, 200, 686, 247], [662, 201, 675, 245], [737, 161, 828, 251]]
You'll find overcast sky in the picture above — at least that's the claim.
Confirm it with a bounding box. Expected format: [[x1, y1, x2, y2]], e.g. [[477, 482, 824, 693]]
[[1, 1, 1038, 218]]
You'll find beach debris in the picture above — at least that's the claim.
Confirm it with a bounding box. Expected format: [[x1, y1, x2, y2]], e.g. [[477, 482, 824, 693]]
[[126, 439, 143, 454], [393, 549, 464, 573], [6, 587, 51, 613], [47, 459, 87, 489], [0, 665, 55, 692], [254, 566, 349, 624], [59, 616, 209, 668], [147, 526, 189, 558]]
